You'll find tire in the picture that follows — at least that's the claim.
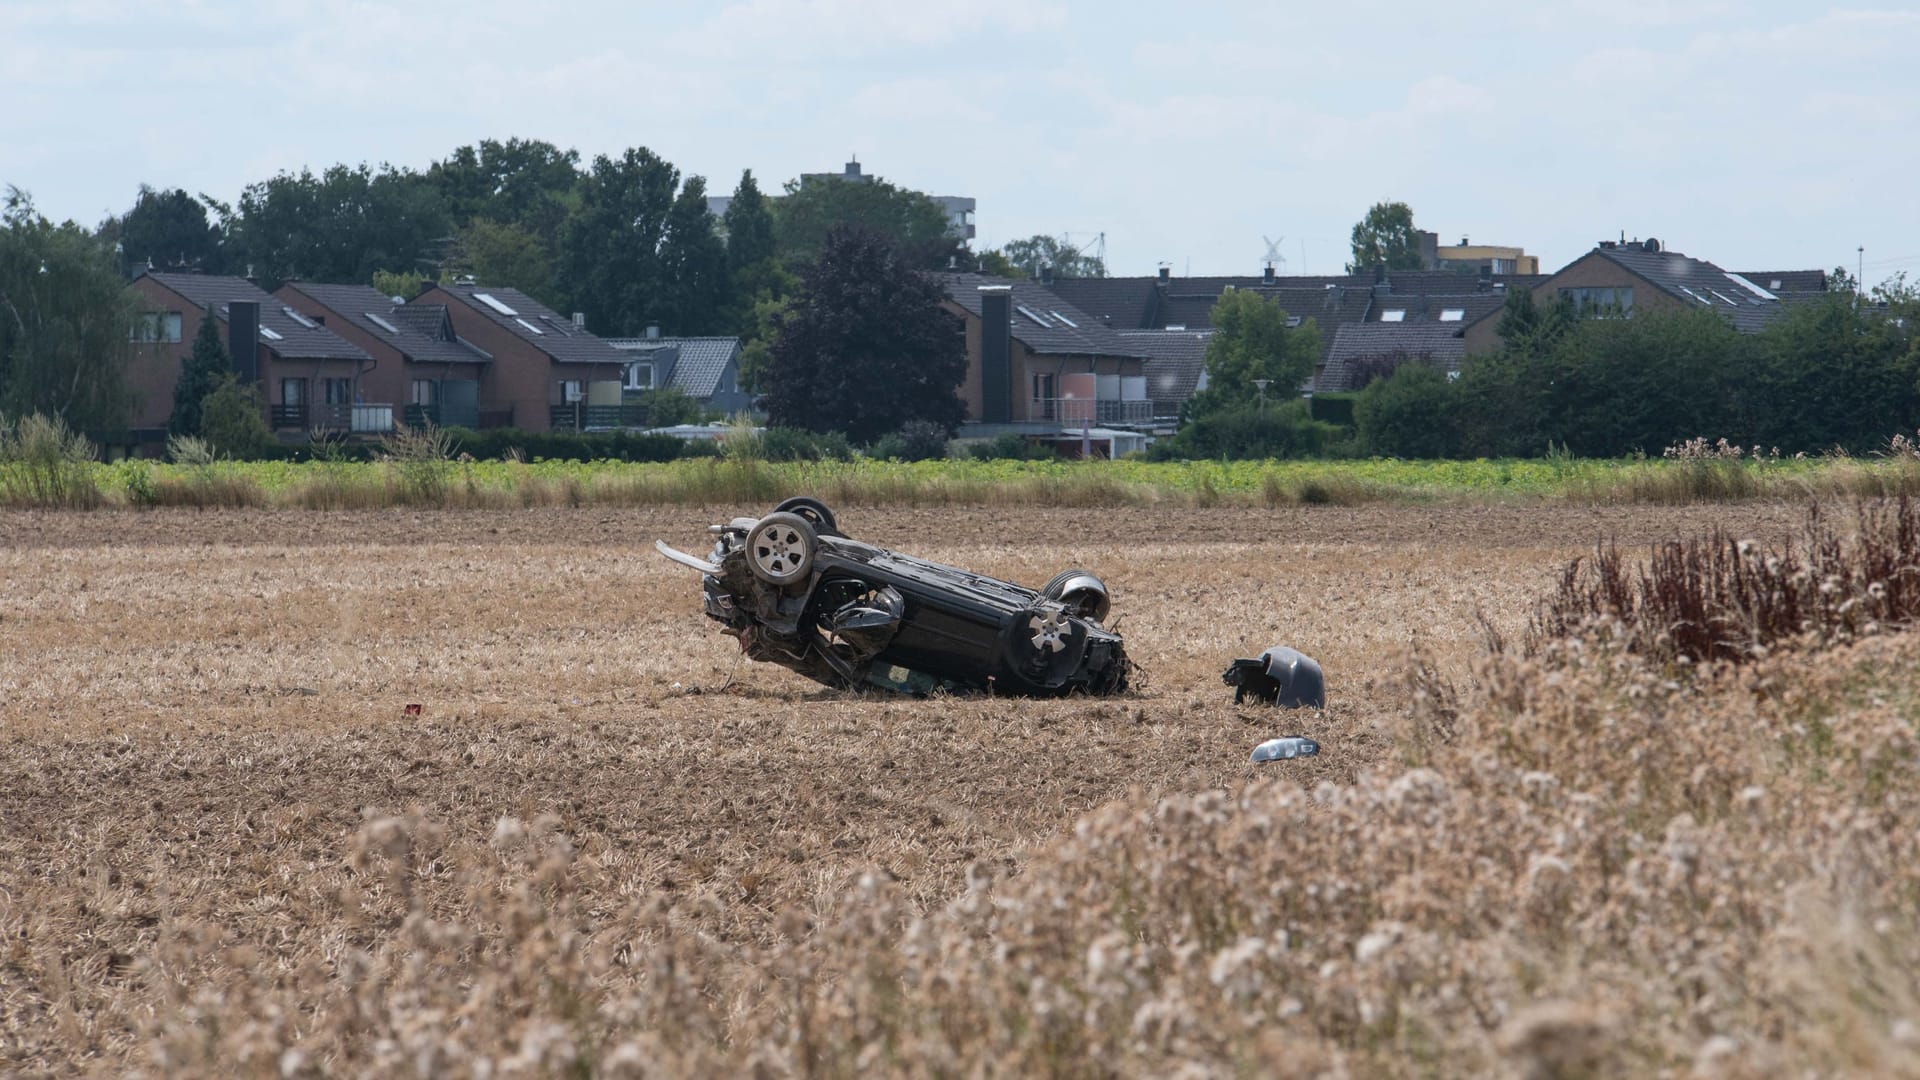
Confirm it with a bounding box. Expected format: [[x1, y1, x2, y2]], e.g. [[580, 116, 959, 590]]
[[745, 512, 817, 586], [772, 496, 840, 537], [1041, 568, 1111, 624]]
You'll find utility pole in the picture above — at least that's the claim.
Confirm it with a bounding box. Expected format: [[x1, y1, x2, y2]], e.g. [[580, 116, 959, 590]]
[[1859, 245, 1866, 310]]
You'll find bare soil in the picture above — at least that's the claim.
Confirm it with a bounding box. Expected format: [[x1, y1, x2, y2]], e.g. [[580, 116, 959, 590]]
[[0, 501, 1813, 1070]]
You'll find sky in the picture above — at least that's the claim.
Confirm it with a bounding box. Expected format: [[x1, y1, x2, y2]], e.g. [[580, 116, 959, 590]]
[[4, 0, 1918, 284]]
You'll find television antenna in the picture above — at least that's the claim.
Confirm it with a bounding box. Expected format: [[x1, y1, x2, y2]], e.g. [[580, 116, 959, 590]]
[[1263, 235, 1287, 273]]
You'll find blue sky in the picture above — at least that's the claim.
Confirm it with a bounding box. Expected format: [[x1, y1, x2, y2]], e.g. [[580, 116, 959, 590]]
[[4, 0, 1917, 283]]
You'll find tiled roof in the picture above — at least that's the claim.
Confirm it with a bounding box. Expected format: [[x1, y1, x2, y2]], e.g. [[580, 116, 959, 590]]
[[1735, 269, 1827, 294], [1115, 330, 1211, 418], [607, 336, 741, 399], [939, 274, 1157, 358], [437, 284, 629, 365], [140, 271, 369, 361], [1593, 246, 1791, 332], [1041, 277, 1162, 328], [282, 283, 490, 365], [1366, 291, 1508, 327], [1318, 323, 1467, 393]]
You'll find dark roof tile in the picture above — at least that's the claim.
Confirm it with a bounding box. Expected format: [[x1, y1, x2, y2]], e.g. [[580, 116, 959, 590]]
[[437, 284, 629, 365], [606, 336, 740, 398], [1318, 323, 1467, 393], [141, 271, 369, 361], [939, 274, 1157, 358], [282, 282, 490, 365]]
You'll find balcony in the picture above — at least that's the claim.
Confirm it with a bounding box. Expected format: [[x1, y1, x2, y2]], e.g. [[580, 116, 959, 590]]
[[549, 403, 654, 432], [1031, 398, 1154, 426], [269, 403, 397, 434]]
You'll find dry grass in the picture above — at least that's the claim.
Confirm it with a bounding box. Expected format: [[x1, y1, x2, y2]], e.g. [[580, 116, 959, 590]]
[[5, 501, 1917, 1076]]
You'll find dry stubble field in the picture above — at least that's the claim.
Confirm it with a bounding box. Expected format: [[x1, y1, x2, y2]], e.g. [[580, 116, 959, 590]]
[[0, 501, 1824, 1074]]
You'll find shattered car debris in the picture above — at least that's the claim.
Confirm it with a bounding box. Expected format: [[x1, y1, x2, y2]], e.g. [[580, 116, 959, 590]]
[[1224, 645, 1325, 709], [656, 498, 1132, 696], [1250, 736, 1320, 762]]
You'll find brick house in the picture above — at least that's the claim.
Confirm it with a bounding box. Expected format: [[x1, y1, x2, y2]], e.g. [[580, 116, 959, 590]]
[[276, 282, 496, 428], [412, 283, 629, 431], [1460, 240, 1829, 355], [939, 274, 1157, 440], [127, 271, 372, 437]]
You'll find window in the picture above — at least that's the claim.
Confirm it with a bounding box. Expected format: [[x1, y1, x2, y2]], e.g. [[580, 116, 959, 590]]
[[1561, 286, 1635, 315], [131, 311, 182, 343], [540, 315, 573, 336], [559, 379, 584, 403], [283, 306, 318, 329], [474, 292, 518, 316], [625, 362, 655, 391], [1286, 315, 1304, 329], [281, 378, 307, 405], [322, 377, 353, 405], [1032, 373, 1057, 420], [411, 379, 438, 406], [365, 312, 401, 334], [1049, 310, 1078, 328], [1380, 309, 1406, 322], [1439, 308, 1466, 322], [1017, 304, 1053, 328], [515, 317, 545, 335], [258, 325, 284, 341]]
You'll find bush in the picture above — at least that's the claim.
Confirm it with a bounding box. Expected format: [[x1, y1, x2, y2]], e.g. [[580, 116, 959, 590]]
[[1354, 363, 1458, 458], [1148, 400, 1340, 461], [760, 427, 854, 462], [441, 427, 690, 464], [198, 376, 273, 458], [1307, 392, 1357, 427], [964, 432, 1056, 461], [0, 412, 100, 508], [867, 420, 951, 461], [379, 424, 455, 505]]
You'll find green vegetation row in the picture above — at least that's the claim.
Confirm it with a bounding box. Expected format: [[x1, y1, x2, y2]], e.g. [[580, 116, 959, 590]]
[[11, 445, 1920, 517]]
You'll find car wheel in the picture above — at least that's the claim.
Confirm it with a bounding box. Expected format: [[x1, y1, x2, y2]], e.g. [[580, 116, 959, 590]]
[[772, 496, 839, 536], [745, 512, 817, 586], [1041, 568, 1111, 624]]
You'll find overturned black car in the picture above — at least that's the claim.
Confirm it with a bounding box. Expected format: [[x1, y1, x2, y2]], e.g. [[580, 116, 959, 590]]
[[656, 498, 1131, 696]]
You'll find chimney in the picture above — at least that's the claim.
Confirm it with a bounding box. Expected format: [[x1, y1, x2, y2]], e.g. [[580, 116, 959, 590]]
[[1262, 263, 1276, 286], [1372, 263, 1390, 296], [228, 300, 260, 384], [1478, 264, 1493, 290], [572, 311, 586, 330], [1157, 264, 1170, 284], [1039, 262, 1054, 285], [1460, 235, 1469, 247], [645, 324, 660, 339], [978, 286, 1013, 424]]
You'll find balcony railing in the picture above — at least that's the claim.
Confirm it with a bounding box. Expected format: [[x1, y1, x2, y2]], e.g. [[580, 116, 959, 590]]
[[1031, 398, 1154, 426], [269, 403, 396, 434], [404, 402, 482, 430], [550, 403, 653, 431]]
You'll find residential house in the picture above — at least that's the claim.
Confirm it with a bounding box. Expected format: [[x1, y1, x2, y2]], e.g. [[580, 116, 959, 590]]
[[1417, 232, 1541, 275], [276, 282, 497, 428], [1459, 239, 1827, 354], [1114, 330, 1211, 422], [1317, 323, 1469, 394], [128, 271, 374, 437], [939, 274, 1158, 447], [413, 282, 630, 431], [604, 333, 755, 415]]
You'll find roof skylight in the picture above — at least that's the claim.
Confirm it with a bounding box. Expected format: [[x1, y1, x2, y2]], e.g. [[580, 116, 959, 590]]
[[1017, 304, 1053, 328], [474, 292, 519, 316], [1440, 308, 1466, 322], [515, 317, 545, 335], [1724, 272, 1779, 302], [258, 326, 284, 341], [1049, 310, 1079, 328], [1381, 309, 1406, 322], [282, 307, 318, 329], [366, 313, 401, 334]]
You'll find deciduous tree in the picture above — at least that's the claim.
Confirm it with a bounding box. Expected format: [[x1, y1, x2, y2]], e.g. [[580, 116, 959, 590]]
[[0, 188, 136, 431], [1182, 290, 1319, 419], [763, 226, 964, 441], [556, 147, 679, 335], [1346, 200, 1423, 273], [774, 175, 957, 270], [996, 235, 1105, 278]]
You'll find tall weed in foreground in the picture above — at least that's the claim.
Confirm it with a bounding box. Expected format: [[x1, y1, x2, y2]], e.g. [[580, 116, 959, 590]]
[[0, 413, 100, 508], [379, 423, 454, 506], [1525, 496, 1920, 664], [155, 434, 264, 508]]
